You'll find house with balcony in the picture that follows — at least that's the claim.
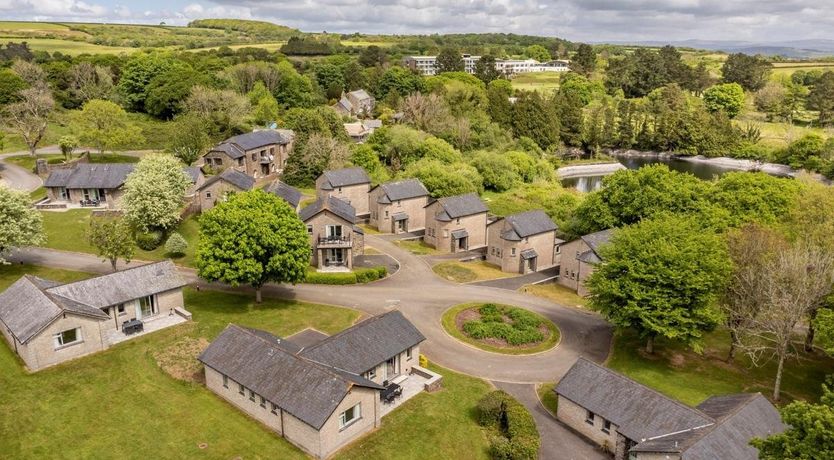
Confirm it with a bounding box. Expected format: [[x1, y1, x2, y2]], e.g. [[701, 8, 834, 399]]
[[300, 196, 364, 270], [555, 358, 784, 460], [368, 178, 430, 234], [264, 180, 302, 212], [0, 261, 190, 372], [195, 168, 256, 212], [486, 210, 562, 274], [423, 193, 489, 253], [201, 129, 295, 179], [333, 89, 375, 117], [315, 167, 371, 218], [558, 229, 614, 296], [199, 310, 438, 460]]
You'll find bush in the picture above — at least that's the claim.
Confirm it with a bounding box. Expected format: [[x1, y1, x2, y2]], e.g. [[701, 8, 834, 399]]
[[355, 265, 387, 283], [419, 354, 428, 368], [135, 231, 163, 251], [304, 271, 357, 285], [463, 305, 546, 345], [477, 390, 513, 427], [164, 232, 188, 257], [477, 390, 541, 460]]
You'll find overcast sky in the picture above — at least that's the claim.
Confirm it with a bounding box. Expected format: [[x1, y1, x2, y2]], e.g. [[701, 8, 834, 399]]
[[2, 0, 833, 43]]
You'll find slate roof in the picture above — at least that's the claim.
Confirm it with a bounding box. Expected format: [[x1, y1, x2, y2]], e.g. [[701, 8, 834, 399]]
[[208, 130, 294, 159], [428, 193, 488, 222], [577, 250, 602, 264], [319, 167, 371, 190], [580, 229, 615, 257], [198, 168, 255, 192], [556, 358, 713, 442], [264, 180, 302, 209], [300, 311, 425, 375], [199, 325, 383, 430], [362, 119, 382, 129], [44, 163, 135, 189], [348, 89, 372, 101], [497, 210, 557, 241], [299, 196, 356, 224], [183, 166, 203, 184], [374, 179, 429, 204], [520, 248, 538, 260]]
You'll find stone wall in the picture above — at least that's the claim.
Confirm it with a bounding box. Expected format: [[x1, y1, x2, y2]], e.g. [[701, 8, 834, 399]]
[[13, 313, 107, 372], [556, 395, 621, 454], [316, 181, 371, 217]]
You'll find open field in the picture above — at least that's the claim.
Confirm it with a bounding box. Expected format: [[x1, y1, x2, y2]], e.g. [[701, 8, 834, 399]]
[[187, 42, 287, 53], [771, 62, 834, 80], [510, 72, 562, 92], [0, 37, 137, 55]]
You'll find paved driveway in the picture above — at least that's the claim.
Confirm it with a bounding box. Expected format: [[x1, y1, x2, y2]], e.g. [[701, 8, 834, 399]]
[[0, 152, 42, 192], [472, 266, 559, 290]]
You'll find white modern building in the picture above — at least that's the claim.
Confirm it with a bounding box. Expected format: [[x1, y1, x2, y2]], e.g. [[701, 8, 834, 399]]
[[403, 55, 570, 76]]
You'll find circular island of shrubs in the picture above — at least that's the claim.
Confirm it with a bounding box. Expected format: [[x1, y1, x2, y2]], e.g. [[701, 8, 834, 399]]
[[441, 303, 560, 355]]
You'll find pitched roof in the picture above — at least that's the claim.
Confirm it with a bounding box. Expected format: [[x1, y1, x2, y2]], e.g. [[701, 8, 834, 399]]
[[299, 196, 356, 224], [374, 179, 429, 203], [319, 167, 370, 190], [348, 89, 372, 101], [300, 311, 425, 375], [362, 119, 382, 129], [209, 130, 294, 159], [581, 229, 615, 257], [199, 325, 383, 430], [44, 163, 135, 189], [46, 261, 187, 310], [183, 166, 203, 184], [497, 210, 557, 241], [264, 180, 302, 208], [428, 193, 488, 221], [198, 168, 255, 192], [556, 358, 713, 442]]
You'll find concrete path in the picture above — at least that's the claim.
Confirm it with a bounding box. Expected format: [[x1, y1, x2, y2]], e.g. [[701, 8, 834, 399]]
[[0, 152, 42, 192], [493, 381, 607, 460], [472, 267, 559, 290]]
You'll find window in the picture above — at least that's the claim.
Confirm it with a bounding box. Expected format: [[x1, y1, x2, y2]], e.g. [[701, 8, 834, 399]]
[[238, 383, 245, 395], [384, 210, 389, 218], [139, 295, 157, 317], [53, 328, 81, 348], [511, 248, 516, 256], [406, 347, 413, 360], [251, 153, 256, 161], [260, 396, 266, 408], [117, 304, 126, 316], [366, 367, 376, 380], [57, 187, 68, 200], [443, 229, 449, 238], [585, 410, 595, 425], [339, 403, 361, 429], [555, 245, 561, 254], [249, 389, 255, 402], [237, 158, 244, 166], [456, 218, 460, 224], [306, 225, 313, 235], [602, 419, 611, 434], [397, 200, 401, 207], [222, 374, 228, 388], [271, 403, 279, 415], [205, 191, 212, 199]]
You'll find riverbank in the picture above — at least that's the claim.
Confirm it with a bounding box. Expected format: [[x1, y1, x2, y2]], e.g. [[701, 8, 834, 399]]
[[609, 150, 798, 177], [556, 162, 626, 179]]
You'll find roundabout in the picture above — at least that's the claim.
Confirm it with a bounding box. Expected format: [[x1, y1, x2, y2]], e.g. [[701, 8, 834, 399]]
[[441, 302, 560, 355]]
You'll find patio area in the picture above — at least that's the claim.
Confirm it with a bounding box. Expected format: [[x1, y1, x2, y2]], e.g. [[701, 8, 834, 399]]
[[103, 313, 189, 347], [380, 372, 431, 418]]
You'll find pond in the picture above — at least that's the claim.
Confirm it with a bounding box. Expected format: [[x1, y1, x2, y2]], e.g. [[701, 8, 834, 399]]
[[561, 156, 751, 193]]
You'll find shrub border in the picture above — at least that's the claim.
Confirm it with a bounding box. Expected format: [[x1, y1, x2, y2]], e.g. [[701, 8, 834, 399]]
[[440, 302, 560, 356]]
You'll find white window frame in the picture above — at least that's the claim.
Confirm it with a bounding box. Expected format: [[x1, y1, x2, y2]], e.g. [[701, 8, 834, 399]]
[[585, 410, 595, 425], [339, 403, 361, 429], [222, 374, 229, 388], [366, 367, 377, 380], [53, 327, 81, 349], [406, 347, 413, 360]]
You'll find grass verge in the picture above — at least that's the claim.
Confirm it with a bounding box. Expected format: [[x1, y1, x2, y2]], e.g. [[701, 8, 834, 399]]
[[433, 260, 515, 283], [519, 282, 587, 309], [440, 302, 560, 355], [536, 382, 558, 416], [394, 238, 439, 255]]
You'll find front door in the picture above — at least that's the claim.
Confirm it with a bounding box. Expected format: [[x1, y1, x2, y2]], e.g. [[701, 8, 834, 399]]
[[395, 219, 407, 234], [135, 295, 157, 320], [83, 188, 100, 201], [327, 248, 345, 265], [458, 236, 468, 251], [385, 355, 399, 380], [525, 257, 537, 273]]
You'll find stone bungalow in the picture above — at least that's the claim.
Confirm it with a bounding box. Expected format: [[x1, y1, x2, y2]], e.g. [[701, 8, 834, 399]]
[[195, 168, 256, 212], [300, 196, 365, 270], [423, 193, 489, 253], [557, 229, 614, 296], [486, 210, 563, 274], [0, 261, 189, 372], [332, 89, 375, 117], [201, 129, 295, 179], [368, 178, 430, 234], [264, 180, 302, 212], [555, 358, 785, 460], [199, 310, 434, 459], [315, 167, 372, 218]]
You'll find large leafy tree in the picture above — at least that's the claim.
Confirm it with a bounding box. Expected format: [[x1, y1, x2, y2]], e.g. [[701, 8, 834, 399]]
[[166, 114, 211, 166], [752, 379, 834, 459], [587, 215, 731, 353], [711, 172, 802, 228], [721, 53, 772, 91], [118, 53, 178, 112], [474, 54, 500, 83], [183, 86, 250, 138], [73, 99, 144, 154], [87, 216, 135, 272], [808, 71, 834, 126], [377, 66, 425, 100], [436, 46, 464, 73], [0, 69, 27, 105], [511, 91, 561, 150], [0, 185, 44, 263], [123, 154, 191, 232], [703, 83, 745, 118], [570, 44, 597, 77], [3, 87, 53, 156], [524, 45, 551, 62], [196, 190, 310, 303], [144, 65, 208, 119]]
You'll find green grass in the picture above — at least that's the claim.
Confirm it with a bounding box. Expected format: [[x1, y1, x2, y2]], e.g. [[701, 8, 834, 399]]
[[0, 37, 138, 55], [432, 260, 515, 283], [1, 116, 74, 154], [5, 153, 140, 171], [358, 223, 382, 235], [608, 328, 834, 406], [394, 238, 439, 255], [28, 186, 46, 202], [39, 209, 200, 267], [519, 282, 588, 309], [510, 72, 562, 92], [441, 302, 560, 355], [338, 363, 491, 460], [536, 382, 558, 416]]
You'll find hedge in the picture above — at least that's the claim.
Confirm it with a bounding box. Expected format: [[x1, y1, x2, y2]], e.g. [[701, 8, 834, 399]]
[[462, 304, 545, 345], [477, 390, 540, 460], [304, 266, 387, 285]]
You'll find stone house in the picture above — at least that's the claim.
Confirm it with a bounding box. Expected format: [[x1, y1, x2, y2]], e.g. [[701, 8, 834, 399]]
[[368, 178, 429, 234], [196, 168, 256, 212], [557, 229, 614, 296], [43, 163, 135, 209], [264, 180, 302, 212], [315, 167, 371, 218], [199, 311, 432, 459], [332, 89, 375, 117], [0, 261, 189, 372], [344, 119, 382, 143], [555, 358, 785, 460], [300, 196, 365, 270], [423, 193, 489, 253], [201, 129, 295, 179], [486, 210, 563, 274]]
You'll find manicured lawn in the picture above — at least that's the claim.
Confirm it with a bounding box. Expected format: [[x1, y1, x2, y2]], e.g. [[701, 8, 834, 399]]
[[519, 282, 588, 309], [338, 363, 492, 460], [441, 302, 560, 355], [394, 238, 439, 255], [510, 72, 562, 92], [608, 328, 834, 406], [537, 382, 558, 416], [0, 264, 360, 460], [28, 186, 46, 202], [39, 209, 200, 267], [432, 260, 515, 283], [358, 223, 382, 234]]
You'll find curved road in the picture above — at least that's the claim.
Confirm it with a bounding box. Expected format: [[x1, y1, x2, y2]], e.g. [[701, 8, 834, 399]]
[[0, 152, 43, 192]]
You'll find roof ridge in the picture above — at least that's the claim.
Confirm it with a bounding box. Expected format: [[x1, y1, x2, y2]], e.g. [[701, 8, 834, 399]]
[[705, 393, 761, 423], [48, 260, 173, 289], [302, 311, 397, 352]]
